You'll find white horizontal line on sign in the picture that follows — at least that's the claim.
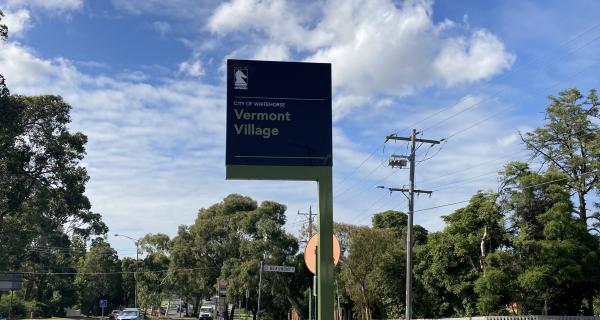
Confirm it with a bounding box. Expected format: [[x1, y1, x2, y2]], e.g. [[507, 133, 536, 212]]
[[235, 156, 328, 159], [235, 96, 327, 101]]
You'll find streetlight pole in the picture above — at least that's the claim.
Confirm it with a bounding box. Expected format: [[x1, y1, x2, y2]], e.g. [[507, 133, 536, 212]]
[[115, 234, 139, 308]]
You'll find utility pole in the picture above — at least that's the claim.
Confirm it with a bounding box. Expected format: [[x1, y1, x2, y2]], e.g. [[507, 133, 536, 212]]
[[384, 129, 439, 320], [299, 204, 316, 320], [298, 206, 315, 239], [257, 261, 263, 317]]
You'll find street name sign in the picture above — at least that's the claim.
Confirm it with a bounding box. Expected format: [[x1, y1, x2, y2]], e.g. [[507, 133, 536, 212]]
[[263, 264, 295, 273], [226, 59, 332, 176], [0, 272, 23, 292]]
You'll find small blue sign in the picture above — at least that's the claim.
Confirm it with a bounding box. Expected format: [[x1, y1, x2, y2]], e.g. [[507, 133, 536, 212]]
[[226, 59, 332, 167], [99, 300, 108, 308]]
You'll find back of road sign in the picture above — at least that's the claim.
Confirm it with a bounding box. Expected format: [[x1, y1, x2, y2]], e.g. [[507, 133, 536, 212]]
[[226, 59, 332, 168], [304, 234, 341, 274]]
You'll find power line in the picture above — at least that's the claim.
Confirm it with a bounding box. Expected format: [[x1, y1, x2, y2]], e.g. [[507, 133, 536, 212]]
[[421, 32, 600, 134], [333, 22, 600, 228], [414, 170, 600, 214], [334, 143, 387, 188], [334, 158, 388, 198], [1, 266, 221, 276]]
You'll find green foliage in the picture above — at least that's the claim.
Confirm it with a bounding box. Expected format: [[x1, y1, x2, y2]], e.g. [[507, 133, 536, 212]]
[[372, 210, 428, 244], [137, 234, 170, 311], [74, 239, 122, 315], [167, 225, 209, 315], [476, 163, 600, 315], [522, 88, 600, 223], [475, 252, 516, 315], [120, 258, 137, 307], [219, 199, 300, 320], [0, 94, 106, 317], [0, 293, 37, 318], [0, 9, 8, 96], [1, 95, 107, 272], [0, 10, 6, 40], [166, 194, 302, 320], [338, 224, 398, 320], [416, 192, 504, 317]]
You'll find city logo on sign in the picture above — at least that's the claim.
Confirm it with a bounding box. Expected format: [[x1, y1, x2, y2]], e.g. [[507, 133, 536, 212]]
[[234, 67, 248, 90]]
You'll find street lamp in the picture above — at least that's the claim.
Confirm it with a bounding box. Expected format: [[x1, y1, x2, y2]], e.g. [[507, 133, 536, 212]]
[[114, 233, 139, 308]]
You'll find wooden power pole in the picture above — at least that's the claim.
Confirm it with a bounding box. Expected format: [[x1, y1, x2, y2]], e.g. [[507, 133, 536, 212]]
[[385, 129, 439, 320]]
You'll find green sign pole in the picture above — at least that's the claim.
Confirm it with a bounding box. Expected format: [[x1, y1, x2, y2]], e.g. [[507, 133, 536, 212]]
[[317, 167, 334, 320], [226, 60, 333, 320], [226, 165, 334, 320]]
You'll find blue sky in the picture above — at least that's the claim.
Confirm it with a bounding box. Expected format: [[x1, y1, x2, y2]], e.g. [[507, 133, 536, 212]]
[[2, 0, 600, 256]]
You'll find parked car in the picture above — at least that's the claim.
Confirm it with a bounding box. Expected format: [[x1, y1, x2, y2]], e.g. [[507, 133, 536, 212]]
[[117, 308, 144, 320], [109, 310, 122, 320], [198, 306, 214, 320]]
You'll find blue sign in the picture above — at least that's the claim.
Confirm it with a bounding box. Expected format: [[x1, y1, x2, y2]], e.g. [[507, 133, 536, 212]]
[[226, 59, 332, 167], [99, 300, 107, 308]]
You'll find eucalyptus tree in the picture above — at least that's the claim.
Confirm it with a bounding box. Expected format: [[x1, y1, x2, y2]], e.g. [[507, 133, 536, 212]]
[[522, 88, 600, 226]]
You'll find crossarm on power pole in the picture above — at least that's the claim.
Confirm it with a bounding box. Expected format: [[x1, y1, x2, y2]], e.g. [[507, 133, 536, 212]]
[[386, 134, 441, 145], [387, 188, 433, 195]]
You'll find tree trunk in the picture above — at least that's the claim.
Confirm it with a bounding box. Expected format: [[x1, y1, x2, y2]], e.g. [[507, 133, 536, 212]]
[[584, 293, 594, 316], [287, 297, 304, 320], [228, 303, 236, 320], [479, 226, 488, 273], [25, 279, 33, 300], [578, 192, 587, 222], [194, 295, 201, 317], [252, 309, 257, 320]]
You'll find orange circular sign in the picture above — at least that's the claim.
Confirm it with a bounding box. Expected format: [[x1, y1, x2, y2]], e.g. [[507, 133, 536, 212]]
[[303, 234, 341, 274]]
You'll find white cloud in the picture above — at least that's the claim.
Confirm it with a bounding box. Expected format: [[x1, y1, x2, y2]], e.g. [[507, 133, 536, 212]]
[[496, 132, 518, 148], [451, 94, 485, 112], [1, 0, 82, 11], [332, 94, 372, 121], [178, 58, 204, 77], [0, 40, 325, 247], [252, 43, 290, 61], [209, 0, 515, 105], [152, 21, 171, 36], [0, 0, 536, 245], [208, 0, 330, 50], [2, 9, 31, 37], [434, 30, 515, 85], [111, 0, 220, 19]]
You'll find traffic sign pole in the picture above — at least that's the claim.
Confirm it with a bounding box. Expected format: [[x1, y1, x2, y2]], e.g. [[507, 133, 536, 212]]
[[225, 60, 333, 320], [317, 168, 333, 320]]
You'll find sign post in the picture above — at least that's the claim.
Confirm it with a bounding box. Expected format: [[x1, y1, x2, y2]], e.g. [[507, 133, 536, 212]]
[[226, 59, 333, 320], [99, 300, 107, 319]]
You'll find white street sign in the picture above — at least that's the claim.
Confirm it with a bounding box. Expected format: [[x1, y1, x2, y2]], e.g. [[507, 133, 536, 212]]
[[263, 264, 295, 273]]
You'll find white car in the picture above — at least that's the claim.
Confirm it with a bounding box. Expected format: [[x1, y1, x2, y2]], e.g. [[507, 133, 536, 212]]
[[117, 308, 144, 320], [198, 306, 215, 320]]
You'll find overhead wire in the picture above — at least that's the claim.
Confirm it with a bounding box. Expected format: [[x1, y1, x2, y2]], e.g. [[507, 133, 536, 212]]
[[331, 20, 600, 199], [421, 31, 600, 134], [413, 169, 600, 216], [0, 265, 222, 276]]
